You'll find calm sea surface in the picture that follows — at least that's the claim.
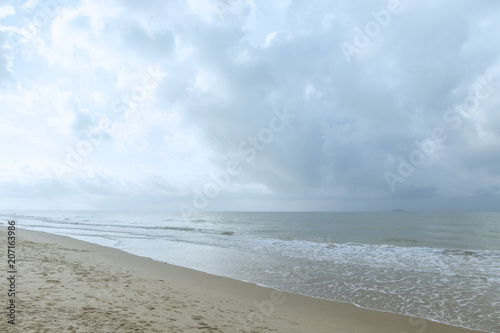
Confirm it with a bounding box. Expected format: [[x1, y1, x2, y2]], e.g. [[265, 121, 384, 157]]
[[1, 211, 499, 332]]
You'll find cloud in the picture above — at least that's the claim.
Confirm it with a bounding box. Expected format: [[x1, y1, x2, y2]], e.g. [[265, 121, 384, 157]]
[[1, 0, 500, 211], [0, 5, 15, 19]]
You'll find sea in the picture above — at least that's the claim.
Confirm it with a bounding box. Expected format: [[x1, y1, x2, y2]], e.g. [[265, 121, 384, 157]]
[[1, 211, 499, 332]]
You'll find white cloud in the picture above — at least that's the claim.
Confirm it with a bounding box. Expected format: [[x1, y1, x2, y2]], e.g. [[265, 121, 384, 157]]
[[1, 0, 500, 211], [263, 31, 281, 47], [0, 5, 15, 18], [22, 0, 39, 9]]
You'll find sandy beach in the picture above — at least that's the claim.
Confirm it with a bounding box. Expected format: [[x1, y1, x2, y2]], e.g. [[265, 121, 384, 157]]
[[0, 227, 485, 333]]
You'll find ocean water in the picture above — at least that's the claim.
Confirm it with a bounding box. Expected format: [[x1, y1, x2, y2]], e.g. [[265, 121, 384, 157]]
[[1, 211, 499, 332]]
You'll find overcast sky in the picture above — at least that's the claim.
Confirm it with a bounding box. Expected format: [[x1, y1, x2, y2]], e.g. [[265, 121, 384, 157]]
[[1, 0, 499, 212]]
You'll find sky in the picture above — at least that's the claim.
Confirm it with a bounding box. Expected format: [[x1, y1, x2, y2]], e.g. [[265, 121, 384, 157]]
[[0, 0, 499, 212]]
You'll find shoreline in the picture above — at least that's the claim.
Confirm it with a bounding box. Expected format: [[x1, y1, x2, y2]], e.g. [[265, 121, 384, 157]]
[[0, 227, 487, 333]]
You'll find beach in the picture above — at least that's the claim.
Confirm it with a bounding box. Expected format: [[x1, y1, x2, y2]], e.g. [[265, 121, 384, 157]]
[[3, 0, 500, 330], [0, 227, 485, 333]]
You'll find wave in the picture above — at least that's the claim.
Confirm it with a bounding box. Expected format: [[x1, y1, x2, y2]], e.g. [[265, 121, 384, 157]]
[[381, 237, 419, 245], [4, 211, 499, 333], [11, 214, 237, 239], [442, 248, 500, 258], [6, 212, 499, 284]]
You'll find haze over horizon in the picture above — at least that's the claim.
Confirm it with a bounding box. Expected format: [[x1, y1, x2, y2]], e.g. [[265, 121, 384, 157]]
[[1, 0, 500, 212]]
